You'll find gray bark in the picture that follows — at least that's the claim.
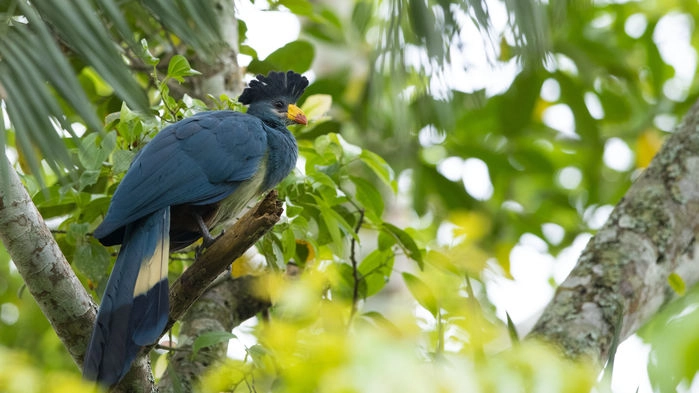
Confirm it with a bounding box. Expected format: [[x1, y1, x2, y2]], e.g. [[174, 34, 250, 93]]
[[528, 100, 699, 366], [0, 153, 159, 392], [158, 276, 271, 392], [0, 155, 96, 365], [190, 0, 244, 100]]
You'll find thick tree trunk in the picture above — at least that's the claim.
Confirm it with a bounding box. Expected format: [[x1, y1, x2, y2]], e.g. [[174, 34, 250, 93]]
[[528, 99, 699, 365], [189, 0, 244, 101], [0, 154, 161, 392], [0, 155, 96, 365]]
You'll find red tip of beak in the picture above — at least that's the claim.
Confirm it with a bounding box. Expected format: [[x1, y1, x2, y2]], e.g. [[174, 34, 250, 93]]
[[294, 113, 308, 125]]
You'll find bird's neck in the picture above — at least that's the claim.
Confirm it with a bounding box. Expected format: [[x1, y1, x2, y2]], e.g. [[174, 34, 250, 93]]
[[262, 125, 298, 190]]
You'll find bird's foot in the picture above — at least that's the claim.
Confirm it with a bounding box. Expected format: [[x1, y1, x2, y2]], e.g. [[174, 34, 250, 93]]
[[201, 231, 217, 249], [196, 229, 226, 258], [193, 213, 219, 248]]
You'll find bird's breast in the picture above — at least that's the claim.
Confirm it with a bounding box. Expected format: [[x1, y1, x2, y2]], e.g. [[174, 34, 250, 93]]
[[209, 155, 269, 230]]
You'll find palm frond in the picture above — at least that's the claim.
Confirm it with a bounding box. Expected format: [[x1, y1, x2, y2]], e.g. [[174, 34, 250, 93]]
[[30, 0, 149, 111], [0, 0, 225, 183], [0, 23, 78, 178], [140, 0, 223, 60]]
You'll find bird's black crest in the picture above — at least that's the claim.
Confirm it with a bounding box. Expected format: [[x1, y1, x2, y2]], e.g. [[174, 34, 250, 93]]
[[238, 71, 309, 105]]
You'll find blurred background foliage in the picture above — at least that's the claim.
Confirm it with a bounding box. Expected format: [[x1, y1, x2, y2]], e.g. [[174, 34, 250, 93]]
[[1, 0, 699, 391]]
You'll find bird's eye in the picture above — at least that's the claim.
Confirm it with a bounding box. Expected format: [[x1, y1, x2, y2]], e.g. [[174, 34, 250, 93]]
[[274, 101, 285, 110]]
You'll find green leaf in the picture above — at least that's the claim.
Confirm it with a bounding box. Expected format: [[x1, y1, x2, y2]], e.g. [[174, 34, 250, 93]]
[[296, 120, 341, 141], [73, 239, 111, 282], [167, 55, 202, 83], [382, 223, 423, 269], [309, 170, 339, 190], [81, 197, 111, 224], [402, 272, 438, 317], [359, 249, 394, 297], [141, 0, 223, 61], [66, 223, 90, 247], [646, 304, 699, 392], [668, 273, 686, 296], [78, 131, 117, 170], [426, 249, 459, 275], [281, 226, 297, 262], [258, 232, 286, 270], [192, 331, 237, 356], [360, 311, 401, 335], [377, 229, 396, 251], [311, 192, 358, 245], [32, 185, 78, 219], [140, 39, 160, 66], [317, 204, 353, 252], [360, 149, 397, 192], [351, 1, 374, 35], [0, 29, 76, 181], [116, 118, 145, 149], [78, 170, 101, 191], [112, 149, 136, 174], [247, 40, 315, 75], [351, 175, 384, 223], [278, 0, 313, 16], [29, 1, 149, 112], [332, 262, 365, 301], [301, 94, 332, 122]]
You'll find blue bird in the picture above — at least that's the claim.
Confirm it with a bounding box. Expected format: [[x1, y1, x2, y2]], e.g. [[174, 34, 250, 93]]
[[83, 71, 309, 386]]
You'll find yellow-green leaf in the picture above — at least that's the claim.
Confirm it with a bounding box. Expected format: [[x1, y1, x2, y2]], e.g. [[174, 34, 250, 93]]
[[668, 272, 686, 296], [301, 94, 332, 122], [636, 129, 664, 168], [167, 55, 201, 83], [402, 272, 438, 317]]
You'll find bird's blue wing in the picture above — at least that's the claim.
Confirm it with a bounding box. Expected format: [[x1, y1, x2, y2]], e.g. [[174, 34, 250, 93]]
[[94, 111, 267, 244]]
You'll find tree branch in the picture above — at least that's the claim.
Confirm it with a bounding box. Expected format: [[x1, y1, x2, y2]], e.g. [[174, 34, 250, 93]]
[[528, 99, 699, 365], [167, 190, 282, 329]]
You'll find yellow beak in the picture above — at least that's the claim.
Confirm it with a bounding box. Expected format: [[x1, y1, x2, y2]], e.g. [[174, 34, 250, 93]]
[[287, 104, 308, 125]]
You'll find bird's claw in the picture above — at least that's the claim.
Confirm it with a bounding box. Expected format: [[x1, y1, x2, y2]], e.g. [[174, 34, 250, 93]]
[[201, 232, 217, 249], [195, 230, 224, 259]]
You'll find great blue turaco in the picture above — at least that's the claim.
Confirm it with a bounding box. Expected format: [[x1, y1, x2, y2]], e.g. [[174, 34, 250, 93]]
[[83, 71, 309, 386]]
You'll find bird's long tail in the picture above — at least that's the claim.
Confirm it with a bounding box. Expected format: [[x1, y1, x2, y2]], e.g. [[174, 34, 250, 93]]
[[83, 207, 170, 386]]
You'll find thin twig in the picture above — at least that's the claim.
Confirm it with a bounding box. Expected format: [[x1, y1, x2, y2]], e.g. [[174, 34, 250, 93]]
[[349, 209, 365, 322]]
